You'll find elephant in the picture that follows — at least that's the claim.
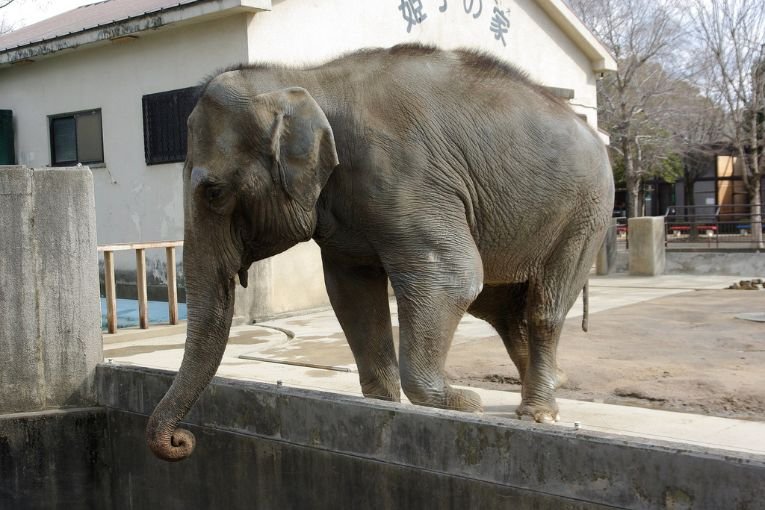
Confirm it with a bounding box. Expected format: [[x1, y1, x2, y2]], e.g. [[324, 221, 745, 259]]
[[146, 44, 614, 461]]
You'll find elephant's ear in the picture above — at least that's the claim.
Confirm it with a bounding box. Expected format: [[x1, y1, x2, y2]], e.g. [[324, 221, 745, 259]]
[[258, 87, 339, 211]]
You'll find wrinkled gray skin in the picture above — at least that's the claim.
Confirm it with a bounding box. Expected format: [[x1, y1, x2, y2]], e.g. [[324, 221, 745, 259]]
[[146, 45, 614, 461]]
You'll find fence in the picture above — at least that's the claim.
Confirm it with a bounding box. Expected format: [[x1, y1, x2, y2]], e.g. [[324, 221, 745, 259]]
[[98, 241, 183, 334], [664, 204, 764, 249]]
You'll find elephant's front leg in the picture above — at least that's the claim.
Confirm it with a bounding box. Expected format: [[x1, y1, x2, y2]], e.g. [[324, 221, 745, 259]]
[[385, 224, 484, 412], [322, 257, 400, 401]]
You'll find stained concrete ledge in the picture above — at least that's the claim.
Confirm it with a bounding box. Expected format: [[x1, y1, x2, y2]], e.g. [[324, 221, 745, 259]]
[[0, 408, 111, 510], [96, 364, 765, 510]]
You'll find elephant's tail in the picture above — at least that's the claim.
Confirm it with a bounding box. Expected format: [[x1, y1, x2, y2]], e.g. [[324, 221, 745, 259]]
[[581, 281, 589, 332]]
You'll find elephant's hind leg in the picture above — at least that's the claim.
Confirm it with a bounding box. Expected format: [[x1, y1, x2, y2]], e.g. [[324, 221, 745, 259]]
[[517, 233, 600, 423], [469, 283, 570, 389], [468, 283, 530, 382], [322, 257, 400, 402]]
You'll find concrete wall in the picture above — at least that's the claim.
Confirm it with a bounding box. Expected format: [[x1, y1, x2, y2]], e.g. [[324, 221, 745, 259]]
[[96, 364, 765, 510], [614, 249, 765, 276], [0, 166, 101, 413], [4, 363, 763, 508], [247, 0, 600, 126], [665, 250, 765, 276], [235, 241, 328, 322], [0, 408, 111, 510], [628, 217, 666, 276]]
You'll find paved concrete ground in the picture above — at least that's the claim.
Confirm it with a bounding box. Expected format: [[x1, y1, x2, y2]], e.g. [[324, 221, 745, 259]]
[[103, 274, 765, 456]]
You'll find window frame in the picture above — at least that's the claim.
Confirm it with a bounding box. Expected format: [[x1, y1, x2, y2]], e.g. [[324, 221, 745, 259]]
[[48, 108, 104, 167]]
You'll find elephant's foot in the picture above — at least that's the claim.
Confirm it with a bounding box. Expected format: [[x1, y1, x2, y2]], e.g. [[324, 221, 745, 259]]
[[406, 385, 483, 412], [516, 400, 560, 423], [361, 380, 401, 402], [445, 387, 483, 412]]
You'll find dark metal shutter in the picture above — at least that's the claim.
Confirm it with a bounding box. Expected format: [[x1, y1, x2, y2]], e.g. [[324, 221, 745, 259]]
[[0, 110, 15, 165], [142, 87, 198, 165]]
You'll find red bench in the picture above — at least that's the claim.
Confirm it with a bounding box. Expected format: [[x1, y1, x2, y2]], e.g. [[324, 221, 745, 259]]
[[668, 225, 717, 233]]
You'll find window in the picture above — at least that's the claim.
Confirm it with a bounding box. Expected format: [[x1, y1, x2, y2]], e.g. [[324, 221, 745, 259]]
[[142, 87, 197, 165], [545, 86, 575, 100], [49, 109, 104, 166]]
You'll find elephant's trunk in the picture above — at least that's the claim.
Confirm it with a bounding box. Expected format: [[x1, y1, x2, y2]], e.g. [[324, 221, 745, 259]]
[[146, 256, 236, 462]]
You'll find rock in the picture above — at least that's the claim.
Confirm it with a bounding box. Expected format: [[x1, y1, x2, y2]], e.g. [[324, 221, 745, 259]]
[[729, 280, 763, 290]]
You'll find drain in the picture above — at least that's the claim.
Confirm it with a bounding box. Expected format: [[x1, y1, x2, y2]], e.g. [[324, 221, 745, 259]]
[[734, 312, 765, 323], [238, 353, 357, 373]]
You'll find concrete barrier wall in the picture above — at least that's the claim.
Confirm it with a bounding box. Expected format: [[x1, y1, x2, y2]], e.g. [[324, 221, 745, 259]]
[[665, 250, 765, 276], [615, 250, 765, 276], [96, 365, 765, 510], [0, 166, 102, 413], [0, 408, 111, 510], [3, 365, 763, 509]]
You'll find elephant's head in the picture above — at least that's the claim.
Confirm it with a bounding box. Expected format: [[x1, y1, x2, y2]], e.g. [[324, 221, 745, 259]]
[[146, 72, 339, 461]]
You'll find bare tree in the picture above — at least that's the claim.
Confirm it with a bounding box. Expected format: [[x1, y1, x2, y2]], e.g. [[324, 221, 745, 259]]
[[0, 15, 12, 35], [0, 0, 53, 33], [661, 76, 726, 212], [0, 0, 19, 34], [569, 0, 687, 217], [692, 0, 765, 247]]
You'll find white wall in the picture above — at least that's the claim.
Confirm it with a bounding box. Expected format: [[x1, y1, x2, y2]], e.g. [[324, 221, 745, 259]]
[[238, 0, 602, 319], [0, 14, 250, 249], [247, 0, 598, 124]]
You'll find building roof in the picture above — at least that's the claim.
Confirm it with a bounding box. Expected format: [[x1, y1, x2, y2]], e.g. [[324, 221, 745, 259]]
[[536, 0, 616, 72], [0, 0, 615, 72], [0, 0, 199, 51], [0, 0, 270, 65]]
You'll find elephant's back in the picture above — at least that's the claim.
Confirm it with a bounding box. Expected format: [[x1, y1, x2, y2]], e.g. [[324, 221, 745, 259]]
[[313, 47, 612, 276]]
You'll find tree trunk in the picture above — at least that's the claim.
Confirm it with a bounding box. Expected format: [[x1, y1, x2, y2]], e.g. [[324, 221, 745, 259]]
[[751, 179, 763, 249], [683, 161, 696, 225], [623, 139, 641, 218]]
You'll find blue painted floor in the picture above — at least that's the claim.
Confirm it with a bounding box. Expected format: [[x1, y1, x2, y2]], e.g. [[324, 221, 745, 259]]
[[100, 298, 187, 330]]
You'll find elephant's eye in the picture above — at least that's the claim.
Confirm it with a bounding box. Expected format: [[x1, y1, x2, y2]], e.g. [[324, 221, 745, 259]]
[[205, 185, 224, 203], [201, 181, 235, 215]]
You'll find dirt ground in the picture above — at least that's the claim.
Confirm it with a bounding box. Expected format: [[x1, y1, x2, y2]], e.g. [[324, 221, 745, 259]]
[[447, 289, 765, 420]]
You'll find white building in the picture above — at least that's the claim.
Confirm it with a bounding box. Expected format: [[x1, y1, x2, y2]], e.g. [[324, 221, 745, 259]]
[[0, 0, 615, 321]]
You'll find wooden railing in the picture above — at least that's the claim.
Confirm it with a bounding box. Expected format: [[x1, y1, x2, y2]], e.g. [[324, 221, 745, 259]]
[[98, 241, 183, 334]]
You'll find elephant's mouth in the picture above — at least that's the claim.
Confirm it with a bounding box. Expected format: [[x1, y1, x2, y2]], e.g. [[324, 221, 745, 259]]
[[237, 267, 249, 288]]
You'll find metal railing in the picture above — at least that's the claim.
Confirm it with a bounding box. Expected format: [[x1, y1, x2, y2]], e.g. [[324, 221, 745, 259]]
[[663, 204, 764, 249], [98, 240, 183, 334]]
